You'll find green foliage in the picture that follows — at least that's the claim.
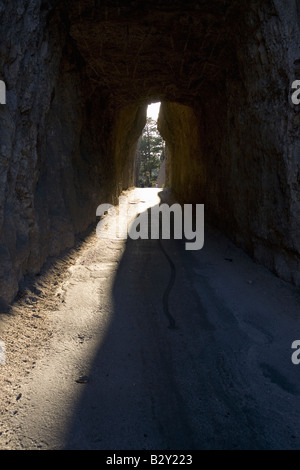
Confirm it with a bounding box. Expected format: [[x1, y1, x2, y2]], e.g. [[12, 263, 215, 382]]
[[138, 118, 165, 187]]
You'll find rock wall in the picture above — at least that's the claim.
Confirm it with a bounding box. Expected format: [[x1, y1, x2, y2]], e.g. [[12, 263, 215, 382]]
[[0, 2, 145, 309], [158, 0, 300, 286], [158, 102, 206, 202], [0, 1, 65, 308], [201, 0, 300, 286]]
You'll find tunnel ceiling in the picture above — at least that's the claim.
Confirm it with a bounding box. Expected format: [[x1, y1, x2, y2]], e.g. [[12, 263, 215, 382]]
[[64, 0, 244, 108]]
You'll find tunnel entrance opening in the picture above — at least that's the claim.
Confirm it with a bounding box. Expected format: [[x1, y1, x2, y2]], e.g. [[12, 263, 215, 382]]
[[135, 102, 166, 189], [147, 102, 161, 122]]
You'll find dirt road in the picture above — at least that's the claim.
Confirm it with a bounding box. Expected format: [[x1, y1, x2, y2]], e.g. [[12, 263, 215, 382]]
[[1, 188, 300, 450]]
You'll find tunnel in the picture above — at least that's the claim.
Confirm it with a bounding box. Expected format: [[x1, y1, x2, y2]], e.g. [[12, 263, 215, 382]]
[[1, 0, 300, 309]]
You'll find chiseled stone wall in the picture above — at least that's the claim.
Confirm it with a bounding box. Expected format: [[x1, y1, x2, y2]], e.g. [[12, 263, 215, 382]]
[[0, 2, 145, 308], [158, 0, 300, 286], [201, 0, 300, 286]]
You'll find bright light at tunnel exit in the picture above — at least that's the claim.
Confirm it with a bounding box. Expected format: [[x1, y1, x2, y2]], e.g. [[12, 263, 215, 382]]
[[147, 102, 161, 121]]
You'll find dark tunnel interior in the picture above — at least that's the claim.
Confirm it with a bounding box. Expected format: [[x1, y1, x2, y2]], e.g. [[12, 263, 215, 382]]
[[0, 0, 300, 306]]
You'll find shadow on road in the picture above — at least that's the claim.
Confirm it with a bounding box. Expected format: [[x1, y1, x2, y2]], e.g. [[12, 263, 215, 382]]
[[63, 189, 204, 450], [62, 189, 300, 451]]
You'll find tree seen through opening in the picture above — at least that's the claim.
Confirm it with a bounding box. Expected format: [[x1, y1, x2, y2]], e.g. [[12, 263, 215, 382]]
[[136, 104, 166, 188]]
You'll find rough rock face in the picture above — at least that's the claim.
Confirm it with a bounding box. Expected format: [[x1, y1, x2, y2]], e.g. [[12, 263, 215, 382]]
[[158, 102, 206, 203], [0, 0, 300, 307], [0, 1, 146, 308], [159, 1, 300, 287]]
